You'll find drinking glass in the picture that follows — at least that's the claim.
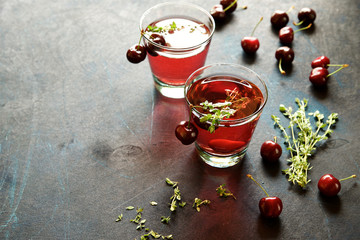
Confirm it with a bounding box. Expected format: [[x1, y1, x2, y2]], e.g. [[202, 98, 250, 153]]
[[185, 63, 268, 168], [140, 2, 215, 99]]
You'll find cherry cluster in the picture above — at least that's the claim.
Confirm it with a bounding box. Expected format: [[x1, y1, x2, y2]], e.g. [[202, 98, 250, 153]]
[[126, 32, 167, 64], [273, 7, 316, 75], [210, 0, 239, 22], [309, 56, 349, 87]]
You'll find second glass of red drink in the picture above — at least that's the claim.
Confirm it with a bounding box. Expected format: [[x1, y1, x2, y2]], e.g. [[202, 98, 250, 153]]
[[185, 63, 268, 168]]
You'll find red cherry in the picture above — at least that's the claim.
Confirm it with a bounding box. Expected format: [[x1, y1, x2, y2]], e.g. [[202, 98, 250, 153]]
[[259, 196, 283, 218], [278, 27, 294, 45], [318, 174, 356, 197], [309, 67, 329, 86], [260, 138, 282, 162], [210, 5, 226, 21], [311, 56, 330, 69], [247, 174, 283, 218], [270, 10, 289, 29], [297, 8, 316, 25], [126, 44, 146, 64], [241, 37, 260, 54], [146, 33, 166, 56], [175, 121, 198, 145], [279, 24, 312, 45], [275, 46, 294, 74], [220, 0, 237, 14], [241, 17, 263, 54]]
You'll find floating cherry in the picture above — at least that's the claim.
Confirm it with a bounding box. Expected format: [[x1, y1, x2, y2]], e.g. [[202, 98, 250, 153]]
[[126, 44, 146, 64], [318, 174, 356, 197], [247, 174, 283, 218], [241, 17, 263, 54], [260, 137, 282, 162], [275, 46, 294, 75], [146, 33, 166, 56]]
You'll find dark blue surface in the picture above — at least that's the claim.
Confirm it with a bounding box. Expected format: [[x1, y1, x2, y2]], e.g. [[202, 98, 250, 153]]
[[0, 0, 359, 239]]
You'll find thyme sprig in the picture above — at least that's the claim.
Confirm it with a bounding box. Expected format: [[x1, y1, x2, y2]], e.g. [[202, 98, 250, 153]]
[[271, 98, 339, 188], [197, 100, 237, 133]]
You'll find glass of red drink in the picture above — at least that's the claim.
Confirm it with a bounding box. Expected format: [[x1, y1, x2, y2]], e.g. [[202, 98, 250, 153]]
[[185, 63, 268, 168], [140, 2, 215, 99]]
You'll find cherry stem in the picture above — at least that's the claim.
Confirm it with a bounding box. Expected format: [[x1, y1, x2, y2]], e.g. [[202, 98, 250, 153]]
[[273, 136, 278, 143], [251, 17, 263, 37], [187, 104, 194, 128], [293, 20, 304, 26], [294, 23, 312, 33], [247, 174, 269, 198], [339, 175, 356, 182], [327, 64, 347, 67], [326, 64, 349, 78], [224, 0, 238, 12], [286, 6, 295, 14], [279, 58, 286, 75]]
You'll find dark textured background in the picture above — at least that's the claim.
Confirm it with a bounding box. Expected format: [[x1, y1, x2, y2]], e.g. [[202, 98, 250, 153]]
[[0, 0, 359, 239]]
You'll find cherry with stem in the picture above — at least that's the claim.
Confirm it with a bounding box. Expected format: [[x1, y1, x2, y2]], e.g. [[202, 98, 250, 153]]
[[279, 23, 312, 45], [294, 8, 316, 26], [247, 174, 283, 218], [275, 46, 294, 75], [318, 174, 356, 197], [126, 33, 147, 64], [309, 64, 349, 86], [270, 6, 294, 29], [241, 17, 263, 54]]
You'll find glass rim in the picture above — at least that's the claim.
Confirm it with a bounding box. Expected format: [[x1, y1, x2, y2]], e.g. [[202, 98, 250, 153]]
[[139, 2, 215, 52], [185, 63, 268, 123]]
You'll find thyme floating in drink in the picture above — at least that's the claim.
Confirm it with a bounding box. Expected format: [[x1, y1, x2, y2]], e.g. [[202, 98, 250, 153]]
[[272, 98, 338, 188]]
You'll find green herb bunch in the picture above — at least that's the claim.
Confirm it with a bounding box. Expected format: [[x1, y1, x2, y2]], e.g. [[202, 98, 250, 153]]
[[272, 98, 338, 188]]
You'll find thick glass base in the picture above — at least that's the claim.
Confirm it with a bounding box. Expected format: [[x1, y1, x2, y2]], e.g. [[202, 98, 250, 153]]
[[153, 75, 185, 99], [195, 143, 246, 168]]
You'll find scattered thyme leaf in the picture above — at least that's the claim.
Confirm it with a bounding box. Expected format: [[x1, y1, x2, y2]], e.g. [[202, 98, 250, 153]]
[[161, 216, 171, 224], [179, 201, 187, 208], [150, 201, 158, 206], [272, 98, 339, 188], [216, 184, 236, 200], [115, 214, 123, 222], [165, 178, 178, 187], [126, 206, 135, 210], [192, 198, 211, 212]]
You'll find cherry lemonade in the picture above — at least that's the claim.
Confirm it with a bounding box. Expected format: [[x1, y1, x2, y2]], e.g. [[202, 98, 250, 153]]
[[186, 76, 264, 156], [144, 17, 212, 86]]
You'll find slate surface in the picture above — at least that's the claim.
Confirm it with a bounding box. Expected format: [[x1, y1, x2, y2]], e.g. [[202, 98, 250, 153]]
[[0, 0, 359, 239]]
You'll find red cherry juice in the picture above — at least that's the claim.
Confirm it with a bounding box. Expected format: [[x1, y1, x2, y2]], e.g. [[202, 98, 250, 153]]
[[186, 76, 264, 156], [145, 17, 212, 86]]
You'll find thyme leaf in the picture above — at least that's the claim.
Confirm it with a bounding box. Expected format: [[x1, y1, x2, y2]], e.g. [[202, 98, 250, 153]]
[[272, 98, 339, 188], [216, 184, 236, 200], [192, 198, 211, 212]]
